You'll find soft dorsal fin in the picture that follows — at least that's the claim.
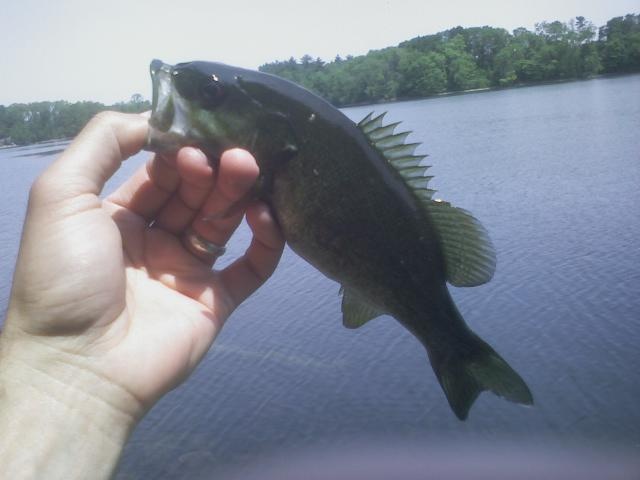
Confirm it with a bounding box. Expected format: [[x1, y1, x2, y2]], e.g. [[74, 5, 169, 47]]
[[340, 286, 385, 329], [357, 112, 496, 287], [426, 200, 496, 286]]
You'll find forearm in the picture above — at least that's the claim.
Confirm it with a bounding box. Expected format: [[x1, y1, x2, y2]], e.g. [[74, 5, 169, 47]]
[[0, 331, 136, 479]]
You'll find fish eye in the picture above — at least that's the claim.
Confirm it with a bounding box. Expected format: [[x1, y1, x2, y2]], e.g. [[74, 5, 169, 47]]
[[200, 76, 225, 107]]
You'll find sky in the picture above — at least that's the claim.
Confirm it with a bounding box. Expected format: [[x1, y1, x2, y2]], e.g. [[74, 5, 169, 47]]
[[1, 0, 637, 106]]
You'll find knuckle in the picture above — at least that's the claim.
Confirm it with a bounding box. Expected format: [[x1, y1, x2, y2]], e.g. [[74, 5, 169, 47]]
[[87, 111, 124, 136], [29, 171, 58, 203], [92, 110, 120, 125]]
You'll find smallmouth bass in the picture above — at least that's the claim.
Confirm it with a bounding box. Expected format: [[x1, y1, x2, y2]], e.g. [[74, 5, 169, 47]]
[[145, 59, 533, 420]]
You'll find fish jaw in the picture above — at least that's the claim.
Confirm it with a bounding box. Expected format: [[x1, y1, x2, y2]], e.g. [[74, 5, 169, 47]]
[[146, 60, 189, 154]]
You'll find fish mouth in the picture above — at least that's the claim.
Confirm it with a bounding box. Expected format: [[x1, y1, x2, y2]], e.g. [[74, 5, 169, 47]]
[[145, 59, 191, 153]]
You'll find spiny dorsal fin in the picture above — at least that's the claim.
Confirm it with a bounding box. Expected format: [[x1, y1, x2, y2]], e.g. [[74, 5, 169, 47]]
[[357, 111, 496, 287], [341, 286, 385, 329], [375, 131, 410, 149], [368, 122, 402, 141], [358, 112, 386, 134], [357, 111, 433, 199]]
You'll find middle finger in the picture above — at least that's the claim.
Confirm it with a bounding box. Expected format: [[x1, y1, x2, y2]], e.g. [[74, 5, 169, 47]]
[[152, 147, 215, 232], [192, 148, 260, 246]]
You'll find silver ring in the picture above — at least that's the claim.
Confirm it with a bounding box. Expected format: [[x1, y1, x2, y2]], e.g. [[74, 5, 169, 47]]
[[183, 228, 226, 259]]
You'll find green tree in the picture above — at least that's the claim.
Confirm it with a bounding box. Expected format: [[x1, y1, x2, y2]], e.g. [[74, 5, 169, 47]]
[[461, 26, 511, 75], [599, 14, 640, 72], [397, 49, 447, 96], [579, 43, 602, 76], [493, 43, 525, 85], [443, 35, 489, 90]]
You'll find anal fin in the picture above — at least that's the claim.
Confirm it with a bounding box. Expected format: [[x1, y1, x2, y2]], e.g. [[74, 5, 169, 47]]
[[341, 286, 385, 329]]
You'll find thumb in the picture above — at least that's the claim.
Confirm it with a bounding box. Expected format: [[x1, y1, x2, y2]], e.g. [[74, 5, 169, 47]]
[[31, 111, 149, 205]]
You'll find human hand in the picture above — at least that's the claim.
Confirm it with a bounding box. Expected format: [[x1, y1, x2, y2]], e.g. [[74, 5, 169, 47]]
[[0, 112, 284, 478]]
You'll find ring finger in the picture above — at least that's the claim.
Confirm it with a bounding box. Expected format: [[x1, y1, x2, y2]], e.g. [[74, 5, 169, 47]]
[[182, 148, 260, 264]]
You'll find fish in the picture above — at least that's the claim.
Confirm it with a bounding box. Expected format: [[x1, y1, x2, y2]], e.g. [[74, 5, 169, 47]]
[[145, 59, 533, 420]]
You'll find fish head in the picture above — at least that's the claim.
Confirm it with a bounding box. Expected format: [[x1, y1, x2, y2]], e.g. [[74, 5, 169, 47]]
[[146, 59, 268, 159]]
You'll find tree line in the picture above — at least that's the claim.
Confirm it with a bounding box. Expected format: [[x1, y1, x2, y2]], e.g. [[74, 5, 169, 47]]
[[2, 14, 638, 146], [0, 94, 150, 146], [260, 14, 640, 106]]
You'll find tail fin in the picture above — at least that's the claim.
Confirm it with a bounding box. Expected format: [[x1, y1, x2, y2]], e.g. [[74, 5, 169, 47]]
[[427, 331, 533, 420]]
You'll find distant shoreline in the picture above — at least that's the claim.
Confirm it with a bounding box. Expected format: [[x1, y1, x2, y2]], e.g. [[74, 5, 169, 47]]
[[3, 72, 638, 149], [0, 98, 150, 147], [340, 72, 638, 108]]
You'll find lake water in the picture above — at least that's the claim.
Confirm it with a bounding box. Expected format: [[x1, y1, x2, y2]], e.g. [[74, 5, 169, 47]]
[[1, 75, 639, 478]]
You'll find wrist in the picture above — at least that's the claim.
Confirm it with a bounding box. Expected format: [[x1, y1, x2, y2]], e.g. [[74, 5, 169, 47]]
[[0, 330, 139, 479]]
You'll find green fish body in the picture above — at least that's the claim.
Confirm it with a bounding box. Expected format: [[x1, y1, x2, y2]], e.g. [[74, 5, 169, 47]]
[[146, 59, 533, 419]]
